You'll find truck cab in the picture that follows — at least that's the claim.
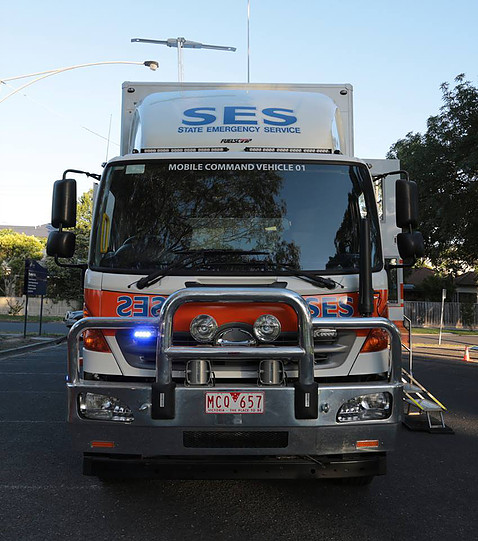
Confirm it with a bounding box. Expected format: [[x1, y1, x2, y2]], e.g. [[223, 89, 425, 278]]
[[47, 83, 423, 482]]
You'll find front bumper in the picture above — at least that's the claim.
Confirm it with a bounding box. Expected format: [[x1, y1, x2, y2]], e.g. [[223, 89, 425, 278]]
[[67, 288, 402, 473], [69, 383, 401, 456], [83, 452, 387, 480]]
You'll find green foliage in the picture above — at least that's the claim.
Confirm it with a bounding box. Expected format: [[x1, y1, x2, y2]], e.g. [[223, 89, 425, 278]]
[[0, 229, 45, 298], [419, 273, 455, 302], [388, 75, 478, 270], [460, 302, 476, 330], [47, 189, 93, 302]]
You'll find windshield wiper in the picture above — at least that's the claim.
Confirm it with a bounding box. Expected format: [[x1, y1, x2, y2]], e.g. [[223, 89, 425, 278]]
[[131, 249, 269, 290], [131, 249, 342, 291], [266, 262, 343, 290]]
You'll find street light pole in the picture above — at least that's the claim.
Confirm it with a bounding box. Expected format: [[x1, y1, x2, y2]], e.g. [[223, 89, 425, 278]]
[[0, 60, 159, 104], [132, 37, 235, 82]]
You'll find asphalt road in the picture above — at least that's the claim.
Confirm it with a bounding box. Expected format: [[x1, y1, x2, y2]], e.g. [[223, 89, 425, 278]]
[[0, 320, 67, 335], [0, 344, 477, 540]]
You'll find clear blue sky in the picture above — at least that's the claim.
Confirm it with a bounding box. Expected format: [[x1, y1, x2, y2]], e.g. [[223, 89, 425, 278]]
[[1, 0, 477, 226]]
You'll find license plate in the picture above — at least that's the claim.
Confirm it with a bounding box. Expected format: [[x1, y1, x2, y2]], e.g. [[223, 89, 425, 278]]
[[205, 392, 264, 414]]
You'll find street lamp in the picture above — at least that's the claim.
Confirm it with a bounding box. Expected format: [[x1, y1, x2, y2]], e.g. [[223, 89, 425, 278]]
[[0, 60, 159, 104], [132, 37, 235, 82]]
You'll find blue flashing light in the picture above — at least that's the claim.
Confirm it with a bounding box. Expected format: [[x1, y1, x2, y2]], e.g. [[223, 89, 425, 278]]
[[133, 328, 156, 340]]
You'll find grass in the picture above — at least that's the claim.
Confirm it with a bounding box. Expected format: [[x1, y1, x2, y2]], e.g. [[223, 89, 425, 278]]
[[412, 327, 478, 335]]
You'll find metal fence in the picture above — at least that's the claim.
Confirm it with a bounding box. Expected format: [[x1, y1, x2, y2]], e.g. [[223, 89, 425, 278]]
[[404, 301, 478, 329]]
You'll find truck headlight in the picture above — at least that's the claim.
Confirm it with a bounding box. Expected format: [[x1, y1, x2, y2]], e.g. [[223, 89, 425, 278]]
[[253, 314, 281, 342], [337, 392, 392, 423], [78, 392, 134, 422], [190, 314, 218, 343]]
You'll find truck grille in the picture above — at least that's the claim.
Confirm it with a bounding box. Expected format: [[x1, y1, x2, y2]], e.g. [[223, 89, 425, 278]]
[[183, 431, 289, 448]]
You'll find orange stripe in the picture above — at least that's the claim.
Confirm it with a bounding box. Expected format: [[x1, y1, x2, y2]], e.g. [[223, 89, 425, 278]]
[[174, 303, 298, 332], [356, 440, 379, 448], [392, 319, 409, 347], [90, 441, 115, 449]]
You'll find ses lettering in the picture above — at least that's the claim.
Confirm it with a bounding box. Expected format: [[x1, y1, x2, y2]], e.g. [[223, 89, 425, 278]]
[[182, 106, 297, 127]]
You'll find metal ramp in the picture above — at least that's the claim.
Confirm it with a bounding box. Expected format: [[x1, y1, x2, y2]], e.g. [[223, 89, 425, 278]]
[[401, 317, 453, 434]]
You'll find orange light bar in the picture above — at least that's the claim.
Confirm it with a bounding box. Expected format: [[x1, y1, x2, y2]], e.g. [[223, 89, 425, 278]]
[[90, 441, 115, 449], [356, 440, 379, 449]]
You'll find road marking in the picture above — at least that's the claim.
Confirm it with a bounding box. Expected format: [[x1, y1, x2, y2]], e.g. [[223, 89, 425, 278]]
[[0, 361, 63, 365], [0, 484, 101, 490], [0, 373, 65, 376], [0, 420, 65, 423], [0, 390, 65, 394]]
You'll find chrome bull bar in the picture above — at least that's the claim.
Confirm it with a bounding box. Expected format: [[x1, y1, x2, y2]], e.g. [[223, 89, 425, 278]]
[[67, 287, 402, 420]]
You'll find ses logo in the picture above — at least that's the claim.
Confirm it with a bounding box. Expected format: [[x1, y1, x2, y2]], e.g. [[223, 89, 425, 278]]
[[116, 295, 166, 317], [177, 106, 301, 134], [305, 296, 355, 318]]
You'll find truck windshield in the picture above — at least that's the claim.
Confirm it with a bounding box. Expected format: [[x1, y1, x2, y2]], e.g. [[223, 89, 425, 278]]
[[91, 160, 381, 275]]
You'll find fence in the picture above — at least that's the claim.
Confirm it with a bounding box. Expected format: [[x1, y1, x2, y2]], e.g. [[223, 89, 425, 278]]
[[404, 301, 478, 329], [0, 297, 81, 317]]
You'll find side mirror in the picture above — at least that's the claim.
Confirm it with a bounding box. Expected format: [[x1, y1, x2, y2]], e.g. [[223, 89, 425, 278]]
[[52, 178, 77, 228], [396, 179, 418, 228], [46, 230, 76, 258], [397, 231, 424, 261]]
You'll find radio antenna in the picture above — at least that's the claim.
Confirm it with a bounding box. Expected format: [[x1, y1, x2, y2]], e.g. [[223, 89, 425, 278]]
[[247, 0, 251, 83]]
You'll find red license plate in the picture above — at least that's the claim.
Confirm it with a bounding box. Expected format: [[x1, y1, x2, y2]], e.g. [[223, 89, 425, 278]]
[[205, 392, 264, 414]]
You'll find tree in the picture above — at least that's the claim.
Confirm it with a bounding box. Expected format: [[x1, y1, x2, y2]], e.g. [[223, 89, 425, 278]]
[[46, 189, 93, 302], [419, 273, 455, 302], [0, 230, 45, 314], [388, 75, 478, 271]]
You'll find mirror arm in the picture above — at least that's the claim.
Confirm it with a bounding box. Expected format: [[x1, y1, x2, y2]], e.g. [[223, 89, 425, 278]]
[[385, 258, 416, 270], [62, 169, 101, 181], [53, 255, 87, 271], [53, 256, 87, 289], [372, 169, 410, 182]]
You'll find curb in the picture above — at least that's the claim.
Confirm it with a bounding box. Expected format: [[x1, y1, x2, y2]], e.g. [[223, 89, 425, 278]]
[[413, 343, 469, 350], [0, 335, 67, 358]]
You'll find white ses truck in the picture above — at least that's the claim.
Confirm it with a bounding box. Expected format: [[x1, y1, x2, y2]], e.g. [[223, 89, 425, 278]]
[[47, 83, 424, 484]]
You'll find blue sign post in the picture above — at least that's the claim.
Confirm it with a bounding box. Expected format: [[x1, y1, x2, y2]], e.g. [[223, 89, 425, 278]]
[[23, 260, 48, 337]]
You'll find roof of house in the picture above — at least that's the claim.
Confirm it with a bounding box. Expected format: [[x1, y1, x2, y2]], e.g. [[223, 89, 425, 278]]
[[405, 268, 478, 290], [404, 267, 434, 286], [0, 224, 54, 238], [455, 271, 478, 287]]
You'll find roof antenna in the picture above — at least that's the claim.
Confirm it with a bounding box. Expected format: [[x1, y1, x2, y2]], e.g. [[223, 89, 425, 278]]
[[247, 0, 251, 83], [131, 37, 236, 82]]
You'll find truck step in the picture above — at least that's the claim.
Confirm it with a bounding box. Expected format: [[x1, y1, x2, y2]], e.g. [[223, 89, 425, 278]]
[[403, 383, 421, 393], [404, 397, 444, 412]]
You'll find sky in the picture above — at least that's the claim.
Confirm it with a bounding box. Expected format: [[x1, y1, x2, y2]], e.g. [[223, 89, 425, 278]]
[[1, 0, 477, 226]]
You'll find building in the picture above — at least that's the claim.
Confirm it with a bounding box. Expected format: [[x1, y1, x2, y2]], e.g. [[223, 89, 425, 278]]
[[404, 267, 478, 303], [0, 224, 53, 238], [454, 272, 478, 303]]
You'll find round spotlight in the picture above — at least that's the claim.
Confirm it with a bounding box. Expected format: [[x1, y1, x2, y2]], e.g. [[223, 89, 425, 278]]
[[253, 314, 281, 342], [190, 314, 218, 343]]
